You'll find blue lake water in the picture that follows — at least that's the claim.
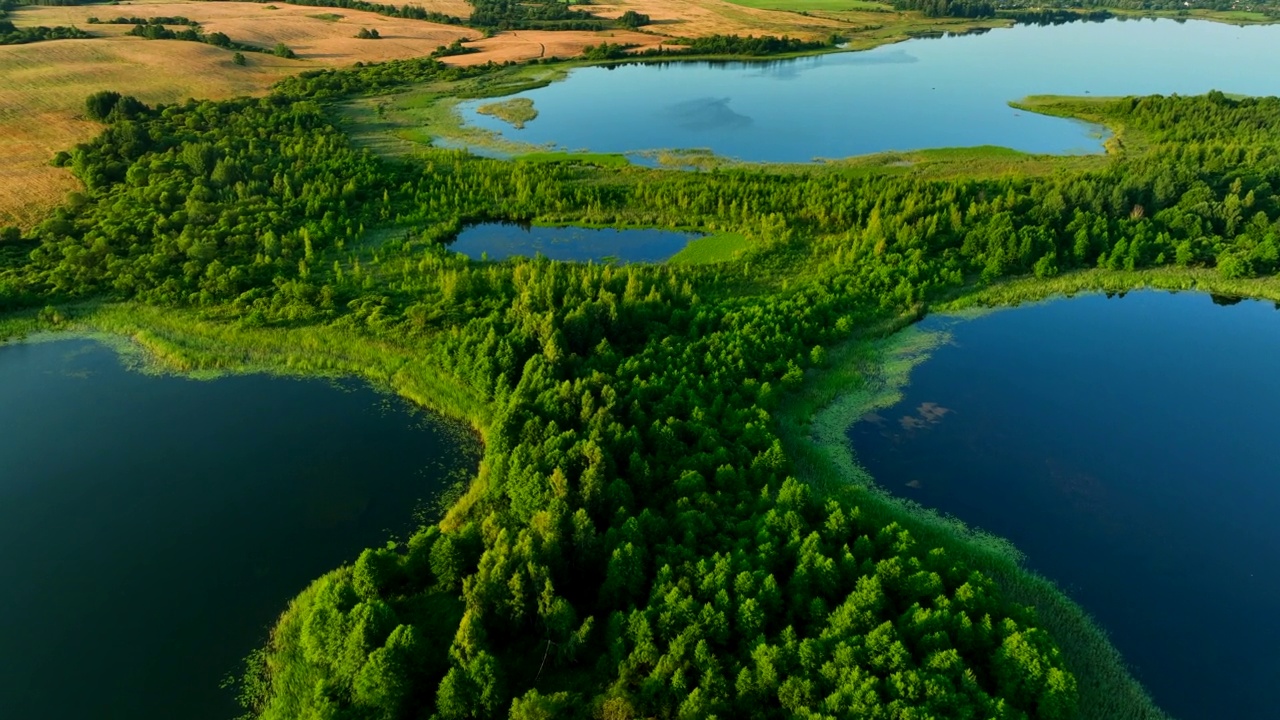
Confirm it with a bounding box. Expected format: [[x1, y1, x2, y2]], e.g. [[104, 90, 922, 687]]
[[847, 291, 1280, 720], [450, 222, 698, 261], [0, 339, 475, 720], [459, 19, 1280, 162]]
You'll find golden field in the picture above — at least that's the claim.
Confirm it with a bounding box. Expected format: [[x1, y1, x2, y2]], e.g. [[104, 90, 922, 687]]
[[0, 0, 990, 228], [0, 37, 302, 229], [1, 0, 475, 228]]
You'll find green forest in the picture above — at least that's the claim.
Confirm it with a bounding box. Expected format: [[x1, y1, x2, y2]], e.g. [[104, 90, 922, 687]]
[[4, 32, 1280, 720]]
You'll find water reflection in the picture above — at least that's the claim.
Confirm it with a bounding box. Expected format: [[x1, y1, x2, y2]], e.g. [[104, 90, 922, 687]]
[[449, 222, 698, 262], [663, 97, 753, 132], [0, 339, 475, 720], [458, 19, 1280, 162]]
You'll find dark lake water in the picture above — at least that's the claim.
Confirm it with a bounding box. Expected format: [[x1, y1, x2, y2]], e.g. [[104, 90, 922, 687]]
[[0, 339, 475, 720], [847, 291, 1280, 720], [451, 222, 697, 262], [459, 19, 1280, 162]]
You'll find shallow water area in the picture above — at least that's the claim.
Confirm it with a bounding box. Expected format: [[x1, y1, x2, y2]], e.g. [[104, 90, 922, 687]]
[[459, 19, 1280, 162], [847, 291, 1280, 720], [0, 338, 476, 720], [449, 222, 699, 262]]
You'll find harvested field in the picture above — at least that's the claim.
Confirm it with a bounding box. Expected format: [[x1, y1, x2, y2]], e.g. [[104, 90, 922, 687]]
[[0, 0, 986, 226], [451, 29, 665, 64], [1, 0, 480, 228], [0, 37, 300, 228], [14, 1, 476, 64], [588, 0, 851, 40]]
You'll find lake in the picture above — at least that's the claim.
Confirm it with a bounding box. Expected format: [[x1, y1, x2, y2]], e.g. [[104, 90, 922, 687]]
[[450, 222, 698, 262], [459, 19, 1280, 162], [0, 338, 476, 720], [847, 291, 1280, 720]]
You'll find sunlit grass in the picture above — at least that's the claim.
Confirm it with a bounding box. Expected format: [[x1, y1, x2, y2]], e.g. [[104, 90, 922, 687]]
[[667, 232, 752, 265]]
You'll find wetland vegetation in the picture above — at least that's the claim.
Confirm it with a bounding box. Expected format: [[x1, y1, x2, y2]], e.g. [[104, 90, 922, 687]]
[[452, 19, 1280, 163], [0, 337, 476, 720], [847, 291, 1280, 720], [475, 97, 537, 129], [4, 5, 1280, 720]]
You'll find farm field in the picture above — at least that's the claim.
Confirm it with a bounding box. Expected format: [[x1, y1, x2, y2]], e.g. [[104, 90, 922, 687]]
[[0, 37, 299, 228], [0, 0, 657, 227]]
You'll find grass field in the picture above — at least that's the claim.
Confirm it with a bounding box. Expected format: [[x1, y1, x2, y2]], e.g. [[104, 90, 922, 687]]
[[475, 97, 538, 128], [0, 0, 482, 230], [13, 1, 476, 64], [668, 231, 752, 264], [722, 0, 892, 12], [0, 0, 654, 229], [6, 0, 1271, 229], [0, 38, 301, 229], [514, 151, 633, 167], [590, 0, 854, 38], [1114, 7, 1279, 24]]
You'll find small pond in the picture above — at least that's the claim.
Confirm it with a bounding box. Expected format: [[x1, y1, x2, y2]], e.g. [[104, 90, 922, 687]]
[[847, 291, 1280, 720], [459, 19, 1280, 162], [0, 338, 476, 720], [450, 222, 699, 262]]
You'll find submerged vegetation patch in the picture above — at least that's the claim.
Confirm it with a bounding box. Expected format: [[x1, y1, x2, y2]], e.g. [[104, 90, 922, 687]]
[[475, 97, 538, 129]]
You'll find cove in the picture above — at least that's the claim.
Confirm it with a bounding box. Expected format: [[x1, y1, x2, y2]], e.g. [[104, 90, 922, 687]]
[[450, 222, 698, 262], [846, 291, 1280, 720], [459, 19, 1280, 163], [0, 338, 476, 720]]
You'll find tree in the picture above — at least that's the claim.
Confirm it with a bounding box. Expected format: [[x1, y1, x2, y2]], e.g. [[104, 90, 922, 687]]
[[509, 689, 578, 720], [273, 42, 296, 58], [232, 51, 246, 66], [84, 91, 122, 122], [618, 10, 650, 28], [356, 27, 381, 39]]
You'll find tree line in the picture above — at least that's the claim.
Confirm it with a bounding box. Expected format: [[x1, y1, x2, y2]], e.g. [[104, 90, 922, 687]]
[[87, 15, 199, 26], [120, 20, 295, 57], [0, 17, 87, 43], [891, 0, 996, 19], [0, 0, 94, 42], [582, 35, 840, 61]]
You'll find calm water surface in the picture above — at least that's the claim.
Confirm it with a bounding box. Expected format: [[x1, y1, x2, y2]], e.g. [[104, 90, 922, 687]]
[[847, 291, 1280, 720], [451, 222, 697, 261], [460, 19, 1280, 162], [0, 339, 475, 720]]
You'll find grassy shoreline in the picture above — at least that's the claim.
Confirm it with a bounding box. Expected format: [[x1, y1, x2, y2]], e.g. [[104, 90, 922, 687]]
[[779, 267, 1280, 720], [0, 302, 496, 526], [351, 61, 1138, 177], [8, 268, 1275, 719]]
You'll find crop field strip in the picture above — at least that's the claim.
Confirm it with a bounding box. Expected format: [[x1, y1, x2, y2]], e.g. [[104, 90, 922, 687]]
[[0, 0, 1048, 228]]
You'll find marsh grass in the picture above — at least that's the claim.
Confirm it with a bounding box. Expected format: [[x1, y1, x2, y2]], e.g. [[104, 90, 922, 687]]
[[780, 324, 1176, 720], [349, 85, 1127, 180], [515, 150, 631, 167], [1, 302, 494, 526], [773, 265, 1280, 720], [338, 66, 568, 159], [475, 97, 537, 129], [667, 231, 751, 264]]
